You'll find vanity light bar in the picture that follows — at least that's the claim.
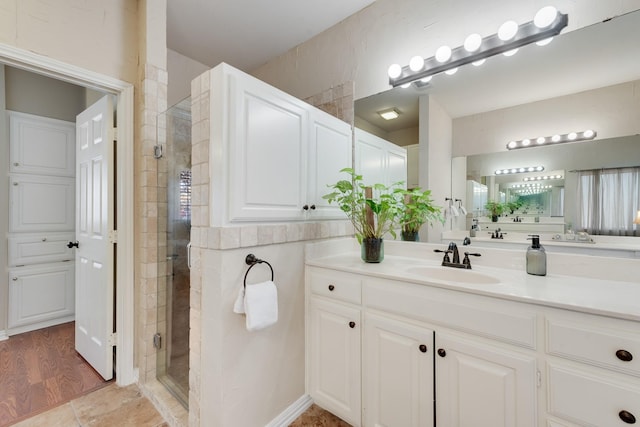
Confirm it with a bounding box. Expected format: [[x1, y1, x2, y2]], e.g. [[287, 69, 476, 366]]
[[495, 166, 544, 175], [388, 6, 568, 88], [523, 174, 563, 181], [506, 130, 597, 150]]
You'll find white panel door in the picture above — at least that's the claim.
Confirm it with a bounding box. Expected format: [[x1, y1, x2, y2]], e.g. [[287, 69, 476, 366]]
[[309, 298, 361, 426], [307, 109, 353, 219], [387, 144, 408, 189], [355, 128, 386, 187], [75, 95, 115, 381], [363, 312, 434, 427], [229, 73, 308, 221], [436, 332, 537, 427]]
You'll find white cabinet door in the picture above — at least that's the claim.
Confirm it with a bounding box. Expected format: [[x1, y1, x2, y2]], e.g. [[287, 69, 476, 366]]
[[9, 174, 75, 232], [354, 128, 407, 189], [227, 70, 308, 222], [8, 232, 75, 266], [8, 262, 75, 331], [407, 144, 419, 189], [9, 111, 75, 177], [363, 312, 434, 427], [309, 298, 361, 426], [307, 109, 353, 219], [436, 332, 537, 427]]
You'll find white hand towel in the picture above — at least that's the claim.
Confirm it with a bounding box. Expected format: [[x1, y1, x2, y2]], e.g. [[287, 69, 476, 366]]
[[244, 280, 278, 331], [233, 286, 245, 314]]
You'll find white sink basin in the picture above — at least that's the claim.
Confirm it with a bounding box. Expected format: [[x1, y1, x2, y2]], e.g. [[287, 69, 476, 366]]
[[406, 266, 500, 285]]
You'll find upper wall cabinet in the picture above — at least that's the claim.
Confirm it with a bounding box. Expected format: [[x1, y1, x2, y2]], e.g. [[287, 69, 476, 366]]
[[208, 63, 352, 225], [9, 111, 75, 177], [354, 128, 407, 189]]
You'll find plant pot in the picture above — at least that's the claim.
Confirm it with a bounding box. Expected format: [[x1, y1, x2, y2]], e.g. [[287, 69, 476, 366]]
[[361, 237, 384, 263], [401, 230, 420, 242], [491, 215, 499, 222]]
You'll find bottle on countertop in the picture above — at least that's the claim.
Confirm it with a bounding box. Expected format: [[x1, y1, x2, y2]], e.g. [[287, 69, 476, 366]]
[[526, 234, 546, 276]]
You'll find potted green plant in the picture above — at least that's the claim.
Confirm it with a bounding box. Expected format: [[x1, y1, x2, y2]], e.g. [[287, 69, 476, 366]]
[[399, 188, 444, 241], [485, 201, 505, 222], [323, 168, 403, 263]]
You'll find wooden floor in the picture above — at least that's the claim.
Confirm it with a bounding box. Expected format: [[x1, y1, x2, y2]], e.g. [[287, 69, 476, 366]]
[[0, 322, 111, 426]]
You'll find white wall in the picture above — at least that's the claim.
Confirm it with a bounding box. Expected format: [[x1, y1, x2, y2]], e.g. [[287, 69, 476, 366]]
[[168, 48, 209, 107], [0, 0, 138, 83]]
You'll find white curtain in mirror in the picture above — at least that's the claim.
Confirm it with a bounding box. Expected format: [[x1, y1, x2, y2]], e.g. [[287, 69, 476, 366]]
[[577, 167, 640, 236]]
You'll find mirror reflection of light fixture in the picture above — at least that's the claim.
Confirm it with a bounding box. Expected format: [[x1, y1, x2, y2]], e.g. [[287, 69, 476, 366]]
[[506, 129, 597, 150], [495, 166, 544, 175], [378, 108, 401, 120], [387, 6, 568, 88], [634, 210, 640, 225]]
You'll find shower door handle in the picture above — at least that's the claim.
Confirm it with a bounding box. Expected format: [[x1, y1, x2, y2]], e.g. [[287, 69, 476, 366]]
[[187, 242, 192, 270]]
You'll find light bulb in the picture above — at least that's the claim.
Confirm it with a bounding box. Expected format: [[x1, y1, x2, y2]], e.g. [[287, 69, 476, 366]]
[[464, 33, 482, 52], [495, 170, 502, 175], [522, 139, 531, 146], [472, 59, 485, 66], [388, 64, 402, 79], [445, 67, 458, 75], [583, 129, 595, 138], [435, 45, 452, 62], [508, 141, 517, 149], [536, 137, 546, 144], [536, 37, 553, 46], [519, 168, 525, 173], [528, 167, 535, 172], [409, 56, 425, 72], [568, 132, 577, 140], [420, 76, 432, 83], [503, 48, 519, 57], [536, 166, 544, 171], [534, 6, 558, 28], [510, 168, 517, 173], [498, 20, 518, 41], [552, 134, 561, 142], [400, 82, 411, 88]]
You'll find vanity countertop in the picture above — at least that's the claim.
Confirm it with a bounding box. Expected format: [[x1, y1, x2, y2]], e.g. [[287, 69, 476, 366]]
[[306, 240, 640, 322]]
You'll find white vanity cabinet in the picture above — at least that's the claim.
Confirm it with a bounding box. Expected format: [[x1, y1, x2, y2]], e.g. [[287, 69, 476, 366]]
[[210, 63, 352, 224], [306, 266, 538, 427], [545, 311, 640, 427]]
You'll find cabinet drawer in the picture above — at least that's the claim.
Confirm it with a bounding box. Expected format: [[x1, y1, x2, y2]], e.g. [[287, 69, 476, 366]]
[[548, 363, 640, 427], [364, 278, 536, 349], [308, 268, 361, 305], [8, 233, 75, 266], [547, 315, 640, 376]]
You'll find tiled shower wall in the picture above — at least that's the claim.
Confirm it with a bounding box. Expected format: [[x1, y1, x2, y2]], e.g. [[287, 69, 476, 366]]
[[187, 73, 355, 426]]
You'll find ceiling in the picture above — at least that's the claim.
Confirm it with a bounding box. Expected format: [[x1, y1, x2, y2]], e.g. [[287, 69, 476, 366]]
[[355, 9, 640, 133], [167, 0, 375, 71]]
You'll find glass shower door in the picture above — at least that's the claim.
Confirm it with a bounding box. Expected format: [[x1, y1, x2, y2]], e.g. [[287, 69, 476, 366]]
[[156, 97, 191, 407]]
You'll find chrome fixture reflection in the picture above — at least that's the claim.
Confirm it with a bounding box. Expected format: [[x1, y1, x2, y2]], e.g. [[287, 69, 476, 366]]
[[507, 129, 596, 150], [523, 174, 563, 181], [495, 166, 544, 175], [388, 6, 568, 88]]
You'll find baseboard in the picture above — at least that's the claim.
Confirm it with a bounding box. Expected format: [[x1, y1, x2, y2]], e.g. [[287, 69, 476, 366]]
[[265, 394, 313, 427], [0, 330, 7, 341]]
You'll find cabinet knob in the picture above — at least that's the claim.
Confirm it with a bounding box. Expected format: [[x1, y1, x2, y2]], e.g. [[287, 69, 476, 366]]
[[328, 285, 335, 291], [42, 237, 47, 242], [310, 204, 316, 210], [437, 348, 447, 358], [13, 182, 18, 186], [616, 349, 633, 362], [419, 344, 428, 353], [12, 277, 18, 281], [302, 204, 309, 211], [14, 162, 19, 167], [349, 321, 356, 329], [619, 410, 636, 424]]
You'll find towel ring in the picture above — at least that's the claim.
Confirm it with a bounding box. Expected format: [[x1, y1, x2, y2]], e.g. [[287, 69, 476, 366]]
[[244, 254, 274, 288]]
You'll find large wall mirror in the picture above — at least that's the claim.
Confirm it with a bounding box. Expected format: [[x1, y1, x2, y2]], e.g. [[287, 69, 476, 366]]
[[354, 9, 640, 239]]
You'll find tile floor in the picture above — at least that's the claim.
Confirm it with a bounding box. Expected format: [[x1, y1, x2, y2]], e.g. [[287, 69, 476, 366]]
[[12, 383, 166, 427]]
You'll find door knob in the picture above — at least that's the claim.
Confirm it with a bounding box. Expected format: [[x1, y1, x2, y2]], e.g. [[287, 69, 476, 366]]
[[67, 241, 79, 249]]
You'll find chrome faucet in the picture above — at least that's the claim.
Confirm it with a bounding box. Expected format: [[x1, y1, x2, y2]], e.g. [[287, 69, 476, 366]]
[[434, 243, 481, 269]]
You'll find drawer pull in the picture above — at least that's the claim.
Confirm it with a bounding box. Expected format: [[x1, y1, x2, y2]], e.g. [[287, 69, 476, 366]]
[[328, 285, 335, 291], [616, 349, 633, 362], [437, 348, 446, 358], [349, 321, 356, 329], [419, 344, 428, 353], [619, 410, 636, 424]]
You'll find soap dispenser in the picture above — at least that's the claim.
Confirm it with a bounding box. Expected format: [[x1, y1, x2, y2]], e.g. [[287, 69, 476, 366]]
[[526, 235, 546, 276]]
